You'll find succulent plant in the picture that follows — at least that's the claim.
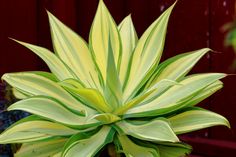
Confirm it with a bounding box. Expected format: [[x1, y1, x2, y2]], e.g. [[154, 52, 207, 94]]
[[0, 1, 230, 157]]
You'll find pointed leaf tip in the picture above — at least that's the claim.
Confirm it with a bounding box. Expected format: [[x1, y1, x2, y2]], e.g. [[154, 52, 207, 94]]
[[47, 8, 102, 90], [90, 0, 122, 93], [123, 2, 177, 101], [118, 14, 138, 88], [169, 108, 231, 134]]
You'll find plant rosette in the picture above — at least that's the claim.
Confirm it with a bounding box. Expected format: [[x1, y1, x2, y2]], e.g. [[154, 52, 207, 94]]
[[0, 0, 230, 157]]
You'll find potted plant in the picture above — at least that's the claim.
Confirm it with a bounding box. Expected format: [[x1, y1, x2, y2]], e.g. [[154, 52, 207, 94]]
[[0, 0, 230, 156]]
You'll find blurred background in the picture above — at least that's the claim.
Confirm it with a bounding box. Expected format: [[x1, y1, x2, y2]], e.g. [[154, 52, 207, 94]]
[[0, 0, 236, 156]]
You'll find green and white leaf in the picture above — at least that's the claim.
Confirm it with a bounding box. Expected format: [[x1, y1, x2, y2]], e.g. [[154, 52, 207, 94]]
[[169, 107, 230, 134], [118, 15, 138, 87], [117, 134, 160, 157], [104, 35, 122, 110], [11, 39, 75, 81], [47, 11, 102, 91], [60, 80, 112, 113], [0, 117, 77, 144], [12, 88, 29, 99], [59, 78, 84, 88], [12, 71, 58, 99], [184, 80, 223, 107], [157, 142, 192, 157], [2, 72, 96, 115], [123, 2, 176, 101], [15, 138, 67, 157], [124, 73, 226, 117], [8, 96, 100, 129], [89, 0, 121, 82], [115, 119, 179, 142], [115, 79, 179, 115], [146, 48, 210, 89], [62, 126, 115, 157], [91, 113, 121, 124]]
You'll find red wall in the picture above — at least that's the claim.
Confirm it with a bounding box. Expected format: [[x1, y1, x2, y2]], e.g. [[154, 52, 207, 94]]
[[0, 0, 235, 156]]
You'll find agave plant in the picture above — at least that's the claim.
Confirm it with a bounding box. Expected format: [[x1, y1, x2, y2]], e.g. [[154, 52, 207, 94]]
[[0, 1, 230, 157]]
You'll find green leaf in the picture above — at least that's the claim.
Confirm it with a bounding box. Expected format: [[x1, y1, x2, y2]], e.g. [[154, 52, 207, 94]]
[[11, 39, 75, 81], [12, 88, 29, 99], [0, 118, 77, 144], [146, 48, 210, 89], [104, 35, 122, 110], [139, 79, 180, 104], [157, 142, 192, 157], [115, 119, 179, 143], [123, 3, 176, 101], [11, 71, 59, 99], [117, 134, 160, 157], [115, 79, 179, 115], [89, 0, 122, 82], [8, 96, 100, 129], [118, 15, 138, 87], [60, 80, 112, 113], [168, 107, 230, 134], [47, 11, 102, 91], [124, 73, 226, 118], [184, 80, 223, 107], [2, 72, 96, 116], [59, 78, 84, 88], [89, 0, 123, 110], [15, 138, 67, 157], [62, 126, 115, 157], [114, 89, 154, 115], [28, 71, 59, 82], [91, 113, 121, 124]]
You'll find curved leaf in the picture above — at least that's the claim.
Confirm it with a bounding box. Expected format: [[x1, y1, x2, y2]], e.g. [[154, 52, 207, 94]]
[[115, 79, 179, 115], [8, 96, 100, 129], [104, 35, 122, 109], [47, 11, 102, 91], [11, 71, 59, 99], [123, 3, 176, 101], [2, 72, 96, 116], [125, 73, 226, 118], [114, 89, 154, 115], [12, 88, 29, 99], [168, 107, 230, 134], [91, 113, 121, 124], [28, 71, 59, 82], [138, 79, 180, 105], [59, 78, 84, 88], [146, 48, 210, 89], [89, 0, 121, 82], [15, 138, 67, 157], [157, 142, 192, 157], [60, 81, 112, 113], [117, 134, 160, 157], [62, 126, 115, 157], [118, 15, 138, 87], [11, 39, 75, 81], [184, 80, 223, 107], [0, 118, 77, 144], [115, 119, 179, 143]]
